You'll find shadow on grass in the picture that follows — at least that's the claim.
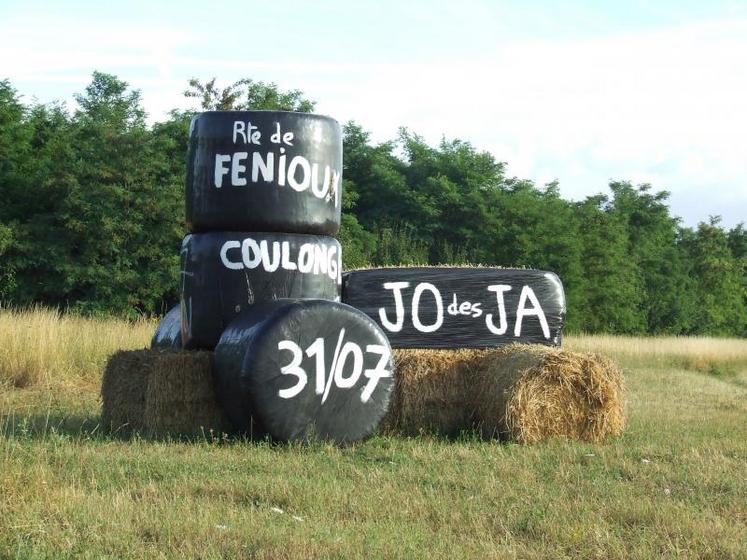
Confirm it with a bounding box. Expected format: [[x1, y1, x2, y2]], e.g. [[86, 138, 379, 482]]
[[0, 410, 489, 449], [0, 411, 261, 445], [2, 410, 98, 437]]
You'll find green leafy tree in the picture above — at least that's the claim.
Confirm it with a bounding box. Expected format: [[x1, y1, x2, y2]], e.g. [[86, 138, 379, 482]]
[[1, 73, 744, 335], [573, 195, 645, 333], [608, 181, 698, 333], [0, 86, 78, 307], [0, 80, 29, 299], [59, 72, 181, 315], [727, 224, 747, 335], [682, 218, 747, 335], [184, 78, 315, 112]]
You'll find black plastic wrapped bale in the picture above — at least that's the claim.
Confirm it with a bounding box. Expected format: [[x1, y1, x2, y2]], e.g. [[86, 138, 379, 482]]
[[186, 111, 342, 235], [342, 267, 566, 349], [213, 299, 395, 443], [150, 304, 182, 349], [181, 232, 342, 350]]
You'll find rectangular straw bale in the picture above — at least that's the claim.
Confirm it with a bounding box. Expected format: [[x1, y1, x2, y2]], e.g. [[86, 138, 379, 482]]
[[381, 348, 491, 436], [385, 345, 625, 444], [101, 349, 152, 432], [143, 350, 230, 437]]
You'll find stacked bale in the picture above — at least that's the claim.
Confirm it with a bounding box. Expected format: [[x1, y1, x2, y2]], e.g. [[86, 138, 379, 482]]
[[140, 110, 398, 443], [180, 231, 341, 349], [119, 111, 625, 445], [384, 345, 625, 443], [181, 111, 344, 350]]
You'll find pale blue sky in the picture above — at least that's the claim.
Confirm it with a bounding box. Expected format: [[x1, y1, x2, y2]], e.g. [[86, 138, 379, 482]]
[[1, 0, 746, 227]]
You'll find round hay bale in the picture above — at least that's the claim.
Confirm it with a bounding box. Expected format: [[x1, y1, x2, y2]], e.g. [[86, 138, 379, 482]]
[[180, 231, 342, 350], [151, 304, 182, 349], [386, 345, 625, 443], [186, 111, 342, 235], [474, 344, 626, 443], [101, 350, 152, 432], [213, 299, 395, 443]]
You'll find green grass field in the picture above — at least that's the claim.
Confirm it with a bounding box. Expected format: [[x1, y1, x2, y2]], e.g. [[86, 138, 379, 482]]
[[1, 309, 746, 559]]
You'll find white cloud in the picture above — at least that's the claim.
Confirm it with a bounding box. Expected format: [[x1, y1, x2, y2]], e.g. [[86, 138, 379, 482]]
[[332, 19, 747, 226]]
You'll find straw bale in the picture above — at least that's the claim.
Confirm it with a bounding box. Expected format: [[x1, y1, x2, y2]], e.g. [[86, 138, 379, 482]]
[[387, 345, 625, 443], [474, 344, 625, 443], [101, 350, 152, 432], [101, 349, 230, 437], [381, 348, 491, 436], [143, 350, 230, 437]]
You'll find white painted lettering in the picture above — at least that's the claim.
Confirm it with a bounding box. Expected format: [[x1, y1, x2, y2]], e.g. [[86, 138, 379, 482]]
[[219, 240, 242, 270], [411, 282, 443, 333], [379, 282, 410, 332], [231, 152, 248, 186], [485, 285, 512, 335], [241, 238, 262, 269], [310, 163, 331, 198], [515, 286, 550, 338], [251, 151, 274, 183], [260, 240, 280, 272], [287, 156, 311, 192], [270, 122, 282, 144], [214, 154, 231, 188], [313, 243, 328, 275], [297, 243, 314, 273], [278, 148, 287, 186], [331, 170, 341, 206], [328, 245, 339, 282], [281, 241, 297, 271], [232, 121, 246, 144]]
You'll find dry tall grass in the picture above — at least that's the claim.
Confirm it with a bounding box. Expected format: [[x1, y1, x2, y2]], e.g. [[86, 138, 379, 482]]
[[565, 334, 747, 374], [0, 307, 153, 389], [1, 307, 745, 391]]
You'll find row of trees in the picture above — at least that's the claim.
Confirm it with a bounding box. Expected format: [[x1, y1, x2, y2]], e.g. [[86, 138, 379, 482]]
[[0, 73, 745, 335]]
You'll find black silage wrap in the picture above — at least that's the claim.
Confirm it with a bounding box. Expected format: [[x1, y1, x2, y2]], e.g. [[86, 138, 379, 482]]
[[342, 267, 566, 349], [186, 111, 342, 235], [150, 305, 182, 349], [180, 232, 342, 350], [213, 299, 395, 443]]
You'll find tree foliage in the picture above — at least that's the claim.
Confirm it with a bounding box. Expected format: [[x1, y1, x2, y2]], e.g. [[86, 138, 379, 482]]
[[0, 73, 744, 335], [184, 78, 315, 112]]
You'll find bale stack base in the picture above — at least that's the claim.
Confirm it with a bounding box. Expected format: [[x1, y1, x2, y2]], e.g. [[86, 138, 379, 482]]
[[101, 349, 229, 437], [102, 345, 625, 444]]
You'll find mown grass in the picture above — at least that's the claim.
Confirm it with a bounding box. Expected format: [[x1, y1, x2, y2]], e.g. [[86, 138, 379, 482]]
[[1, 308, 746, 559]]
